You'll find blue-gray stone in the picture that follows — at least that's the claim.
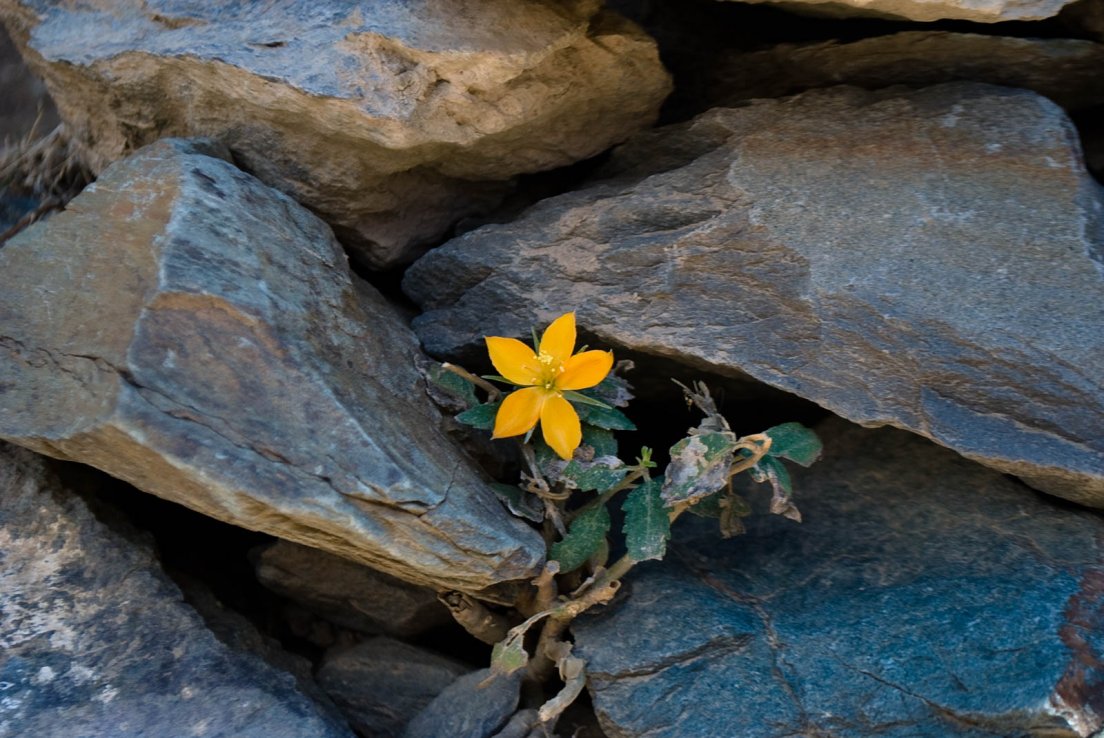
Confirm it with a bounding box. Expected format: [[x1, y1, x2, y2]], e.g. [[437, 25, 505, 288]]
[[572, 421, 1104, 737]]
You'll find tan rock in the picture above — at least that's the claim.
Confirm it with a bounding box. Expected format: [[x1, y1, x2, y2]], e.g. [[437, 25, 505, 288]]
[[716, 0, 1078, 22], [0, 0, 670, 268], [0, 137, 545, 594]]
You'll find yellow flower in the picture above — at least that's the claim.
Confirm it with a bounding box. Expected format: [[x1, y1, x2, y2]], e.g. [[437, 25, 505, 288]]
[[486, 312, 614, 460]]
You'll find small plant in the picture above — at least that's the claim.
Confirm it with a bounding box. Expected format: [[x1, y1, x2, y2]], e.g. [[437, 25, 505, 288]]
[[427, 312, 822, 731]]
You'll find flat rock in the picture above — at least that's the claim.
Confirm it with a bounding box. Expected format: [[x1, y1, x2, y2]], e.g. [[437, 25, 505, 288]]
[[406, 83, 1104, 507], [318, 637, 470, 738], [703, 32, 1104, 112], [0, 137, 544, 594], [403, 669, 522, 738], [715, 0, 1078, 22], [0, 442, 354, 738], [0, 0, 670, 268], [572, 421, 1104, 738], [254, 540, 451, 638]]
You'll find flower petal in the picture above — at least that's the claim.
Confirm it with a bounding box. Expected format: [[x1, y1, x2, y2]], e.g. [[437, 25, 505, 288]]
[[558, 350, 614, 391], [492, 387, 546, 439], [539, 312, 576, 366], [486, 336, 541, 386], [540, 394, 582, 460]]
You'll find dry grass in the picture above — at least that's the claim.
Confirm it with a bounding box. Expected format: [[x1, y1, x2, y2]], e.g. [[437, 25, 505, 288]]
[[1, 117, 93, 243]]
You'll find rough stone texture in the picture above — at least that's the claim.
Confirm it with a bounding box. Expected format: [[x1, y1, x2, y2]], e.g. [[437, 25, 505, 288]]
[[572, 421, 1104, 738], [406, 83, 1104, 507], [1061, 0, 1104, 39], [254, 540, 451, 637], [0, 442, 354, 738], [403, 669, 522, 738], [317, 637, 470, 738], [0, 137, 544, 595], [0, 0, 671, 269], [0, 23, 55, 144], [704, 32, 1104, 113], [717, 0, 1078, 22]]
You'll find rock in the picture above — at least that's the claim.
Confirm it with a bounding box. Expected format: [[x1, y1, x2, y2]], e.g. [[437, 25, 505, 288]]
[[572, 420, 1104, 738], [715, 0, 1078, 22], [0, 442, 354, 738], [406, 83, 1104, 507], [703, 32, 1104, 113], [0, 23, 56, 144], [254, 540, 451, 638], [0, 0, 670, 269], [0, 137, 544, 595], [1061, 0, 1104, 40], [403, 669, 522, 738], [317, 637, 470, 738]]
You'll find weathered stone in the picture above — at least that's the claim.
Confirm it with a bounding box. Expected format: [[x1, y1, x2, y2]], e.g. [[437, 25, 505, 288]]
[[572, 421, 1104, 738], [254, 540, 451, 637], [1061, 0, 1104, 40], [0, 137, 544, 594], [0, 0, 670, 268], [0, 23, 55, 145], [703, 32, 1104, 113], [403, 669, 522, 738], [318, 637, 470, 738], [0, 442, 354, 738], [406, 83, 1104, 506], [716, 0, 1078, 22]]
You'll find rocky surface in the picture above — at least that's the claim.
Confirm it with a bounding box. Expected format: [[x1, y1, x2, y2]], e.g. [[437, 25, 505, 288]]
[[254, 540, 450, 638], [403, 669, 523, 738], [702, 32, 1104, 113], [717, 0, 1079, 22], [572, 421, 1104, 737], [406, 83, 1104, 507], [0, 137, 544, 594], [0, 23, 54, 144], [0, 442, 354, 738], [318, 637, 470, 738], [0, 0, 670, 268]]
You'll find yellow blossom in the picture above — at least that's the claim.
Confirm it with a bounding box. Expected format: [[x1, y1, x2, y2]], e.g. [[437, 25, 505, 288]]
[[485, 312, 614, 460]]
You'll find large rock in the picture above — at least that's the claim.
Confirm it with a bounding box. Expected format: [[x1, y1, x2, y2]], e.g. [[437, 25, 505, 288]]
[[716, 0, 1078, 22], [0, 442, 354, 738], [406, 83, 1104, 507], [254, 540, 451, 638], [572, 421, 1104, 738], [0, 23, 55, 144], [0, 137, 544, 594], [702, 32, 1104, 113], [0, 0, 671, 269]]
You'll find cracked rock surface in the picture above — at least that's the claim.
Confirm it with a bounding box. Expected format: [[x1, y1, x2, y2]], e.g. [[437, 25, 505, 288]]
[[572, 420, 1104, 738], [0, 0, 670, 268], [0, 442, 354, 738], [406, 83, 1104, 507], [0, 137, 544, 594]]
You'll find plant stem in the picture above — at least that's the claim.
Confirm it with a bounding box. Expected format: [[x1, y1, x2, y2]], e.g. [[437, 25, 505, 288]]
[[442, 362, 501, 402]]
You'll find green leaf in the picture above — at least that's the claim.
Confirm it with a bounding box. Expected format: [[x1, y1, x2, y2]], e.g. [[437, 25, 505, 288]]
[[561, 390, 613, 409], [455, 402, 500, 430], [491, 637, 529, 677], [687, 491, 723, 518], [490, 483, 544, 523], [622, 477, 671, 562], [562, 457, 627, 493], [426, 363, 479, 409], [575, 403, 636, 431], [764, 422, 823, 467], [550, 504, 611, 573], [582, 426, 618, 458], [755, 456, 802, 523], [662, 431, 738, 505]]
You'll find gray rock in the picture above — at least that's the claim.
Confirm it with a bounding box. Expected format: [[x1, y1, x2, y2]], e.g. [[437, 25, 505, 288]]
[[0, 0, 670, 268], [704, 32, 1104, 113], [318, 637, 470, 738], [716, 0, 1078, 22], [254, 540, 451, 638], [0, 137, 544, 594], [403, 669, 522, 738], [406, 83, 1104, 507], [572, 420, 1104, 738], [0, 23, 55, 145], [0, 442, 354, 738]]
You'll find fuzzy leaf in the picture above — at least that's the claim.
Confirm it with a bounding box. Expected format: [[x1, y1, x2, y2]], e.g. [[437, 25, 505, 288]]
[[622, 477, 671, 562], [581, 374, 634, 408], [491, 637, 529, 677], [490, 483, 544, 523], [662, 431, 738, 505], [582, 426, 618, 457], [550, 504, 611, 573], [765, 422, 823, 467], [563, 457, 627, 492], [425, 363, 479, 411], [575, 403, 636, 431], [455, 401, 500, 430]]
